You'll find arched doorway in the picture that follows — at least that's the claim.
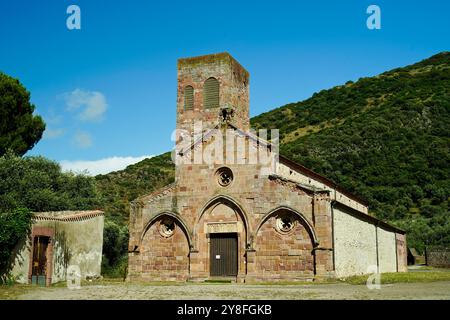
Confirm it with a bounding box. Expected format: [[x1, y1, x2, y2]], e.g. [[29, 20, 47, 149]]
[[193, 196, 249, 280]]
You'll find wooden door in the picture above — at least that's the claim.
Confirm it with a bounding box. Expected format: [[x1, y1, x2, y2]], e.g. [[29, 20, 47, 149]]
[[210, 233, 238, 277], [31, 236, 49, 286]]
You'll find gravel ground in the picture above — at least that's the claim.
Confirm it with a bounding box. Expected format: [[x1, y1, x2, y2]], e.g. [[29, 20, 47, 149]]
[[2, 280, 450, 300]]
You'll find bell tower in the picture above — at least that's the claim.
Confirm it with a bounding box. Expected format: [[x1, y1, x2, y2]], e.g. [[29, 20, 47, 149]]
[[176, 52, 250, 134]]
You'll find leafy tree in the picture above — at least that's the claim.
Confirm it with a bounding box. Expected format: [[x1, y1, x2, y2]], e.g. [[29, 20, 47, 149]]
[[0, 72, 45, 156], [0, 152, 102, 281], [0, 151, 100, 213], [101, 220, 129, 278], [0, 208, 32, 283]]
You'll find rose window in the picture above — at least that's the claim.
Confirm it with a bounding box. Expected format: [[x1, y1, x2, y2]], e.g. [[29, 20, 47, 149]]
[[159, 218, 175, 238], [216, 167, 233, 187], [276, 215, 295, 233]]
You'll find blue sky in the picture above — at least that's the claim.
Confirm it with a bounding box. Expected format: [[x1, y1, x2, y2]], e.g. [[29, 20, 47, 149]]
[[0, 0, 448, 174]]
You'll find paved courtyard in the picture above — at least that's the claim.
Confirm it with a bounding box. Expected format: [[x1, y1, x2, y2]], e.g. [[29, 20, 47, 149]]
[[1, 280, 450, 300]]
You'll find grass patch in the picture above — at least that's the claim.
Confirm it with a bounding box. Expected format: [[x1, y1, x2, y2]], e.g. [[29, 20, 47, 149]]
[[341, 271, 450, 285], [0, 284, 33, 300]]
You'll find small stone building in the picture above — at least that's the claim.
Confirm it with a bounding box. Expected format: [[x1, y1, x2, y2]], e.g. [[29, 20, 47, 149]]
[[127, 52, 407, 282], [408, 247, 425, 265], [11, 210, 104, 286]]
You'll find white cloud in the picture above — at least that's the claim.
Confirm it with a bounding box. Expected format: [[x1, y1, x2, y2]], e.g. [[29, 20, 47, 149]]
[[43, 128, 65, 139], [60, 155, 154, 176], [73, 131, 93, 148], [64, 88, 108, 122]]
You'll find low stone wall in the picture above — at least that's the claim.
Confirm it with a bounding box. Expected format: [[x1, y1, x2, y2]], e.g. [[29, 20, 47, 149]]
[[426, 246, 450, 268]]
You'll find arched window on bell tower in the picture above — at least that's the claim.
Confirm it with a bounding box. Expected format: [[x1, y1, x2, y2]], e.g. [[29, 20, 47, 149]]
[[203, 77, 219, 109], [184, 85, 194, 110]]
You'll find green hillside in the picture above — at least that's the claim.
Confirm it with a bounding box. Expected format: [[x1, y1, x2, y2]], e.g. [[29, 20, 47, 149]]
[[96, 52, 450, 253], [95, 152, 174, 223]]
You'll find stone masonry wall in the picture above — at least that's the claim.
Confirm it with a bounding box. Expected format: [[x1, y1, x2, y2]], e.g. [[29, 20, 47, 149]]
[[139, 217, 190, 281], [176, 52, 250, 134], [334, 206, 404, 277], [426, 246, 450, 268], [333, 206, 378, 277], [396, 233, 408, 272], [129, 150, 335, 281], [254, 213, 314, 281], [377, 226, 397, 273]]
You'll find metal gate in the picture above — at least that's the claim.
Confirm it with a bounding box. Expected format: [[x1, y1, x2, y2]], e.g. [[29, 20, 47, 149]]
[[210, 233, 238, 277], [31, 236, 49, 286]]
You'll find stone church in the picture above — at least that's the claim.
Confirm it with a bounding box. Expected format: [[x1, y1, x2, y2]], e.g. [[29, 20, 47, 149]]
[[127, 52, 407, 282]]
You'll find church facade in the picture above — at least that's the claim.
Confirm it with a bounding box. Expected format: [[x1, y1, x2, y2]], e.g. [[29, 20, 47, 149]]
[[127, 52, 407, 282]]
